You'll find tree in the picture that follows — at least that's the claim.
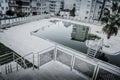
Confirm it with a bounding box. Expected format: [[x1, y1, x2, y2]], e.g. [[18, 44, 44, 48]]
[[6, 10, 15, 17], [101, 1, 120, 39], [70, 4, 76, 17], [16, 10, 25, 17]]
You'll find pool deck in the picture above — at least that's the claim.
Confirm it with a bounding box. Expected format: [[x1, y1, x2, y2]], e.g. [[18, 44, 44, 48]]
[[0, 17, 120, 57], [5, 61, 87, 80], [0, 19, 55, 57]]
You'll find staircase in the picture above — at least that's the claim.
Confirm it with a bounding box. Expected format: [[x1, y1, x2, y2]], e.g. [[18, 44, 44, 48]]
[[87, 48, 98, 58], [87, 39, 103, 58], [0, 52, 38, 75]]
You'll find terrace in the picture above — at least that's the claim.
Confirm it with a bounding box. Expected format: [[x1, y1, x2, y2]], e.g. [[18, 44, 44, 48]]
[[0, 15, 120, 80], [0, 46, 120, 80]]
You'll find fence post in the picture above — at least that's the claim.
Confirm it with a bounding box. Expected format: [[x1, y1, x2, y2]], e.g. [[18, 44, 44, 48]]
[[0, 65, 1, 73], [23, 58, 26, 68], [38, 54, 40, 69], [20, 57, 22, 68], [54, 45, 57, 61], [8, 64, 10, 73], [16, 60, 18, 71], [33, 53, 34, 70], [10, 63, 12, 73], [71, 55, 75, 71], [93, 64, 99, 80], [5, 64, 7, 74], [13, 53, 15, 61]]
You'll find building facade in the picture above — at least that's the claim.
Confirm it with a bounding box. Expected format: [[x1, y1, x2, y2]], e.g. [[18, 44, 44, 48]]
[[75, 0, 113, 22], [75, 0, 92, 22], [0, 0, 9, 17], [0, 0, 114, 20], [0, 1, 2, 18], [31, 0, 47, 15], [16, 0, 31, 16], [8, 0, 18, 12], [48, 0, 64, 15], [64, 0, 75, 10], [89, 0, 103, 21]]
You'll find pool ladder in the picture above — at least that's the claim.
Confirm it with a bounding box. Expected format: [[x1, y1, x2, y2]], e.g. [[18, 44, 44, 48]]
[[87, 39, 103, 58]]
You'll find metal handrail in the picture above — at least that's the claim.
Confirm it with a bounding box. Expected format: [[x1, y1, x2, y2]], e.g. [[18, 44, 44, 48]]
[[0, 44, 120, 79], [11, 46, 55, 62], [114, 51, 120, 55], [0, 14, 50, 29], [33, 29, 120, 71], [0, 52, 13, 58], [56, 45, 120, 80], [58, 45, 120, 71], [0, 56, 13, 61]]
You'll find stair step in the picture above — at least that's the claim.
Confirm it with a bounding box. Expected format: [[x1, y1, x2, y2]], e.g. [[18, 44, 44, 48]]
[[87, 48, 97, 58]]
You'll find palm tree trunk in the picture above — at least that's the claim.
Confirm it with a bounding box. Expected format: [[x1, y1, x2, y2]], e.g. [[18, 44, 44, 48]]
[[99, 0, 106, 21]]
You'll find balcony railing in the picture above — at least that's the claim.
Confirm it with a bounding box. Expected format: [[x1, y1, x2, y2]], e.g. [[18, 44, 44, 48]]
[[0, 14, 51, 29], [9, 3, 18, 7], [0, 45, 120, 80]]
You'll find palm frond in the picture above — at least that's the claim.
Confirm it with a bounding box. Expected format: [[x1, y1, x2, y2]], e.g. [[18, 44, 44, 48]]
[[116, 18, 120, 27], [102, 24, 119, 39], [104, 8, 110, 16], [118, 6, 120, 13], [101, 16, 109, 24], [111, 2, 118, 12]]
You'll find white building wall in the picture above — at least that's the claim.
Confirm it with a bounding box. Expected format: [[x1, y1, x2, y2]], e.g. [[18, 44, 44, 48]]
[[45, 1, 50, 13], [49, 0, 62, 15], [31, 0, 37, 7], [91, 0, 103, 20], [90, 0, 112, 21], [0, 2, 2, 14], [64, 0, 75, 10], [75, 0, 92, 22], [0, 0, 9, 15]]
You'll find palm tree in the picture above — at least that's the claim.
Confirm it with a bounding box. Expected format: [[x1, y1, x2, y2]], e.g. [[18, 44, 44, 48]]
[[70, 4, 76, 17], [100, 1, 120, 39]]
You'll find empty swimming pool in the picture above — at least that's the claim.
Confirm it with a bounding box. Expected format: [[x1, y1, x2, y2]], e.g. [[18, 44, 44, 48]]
[[32, 20, 98, 54]]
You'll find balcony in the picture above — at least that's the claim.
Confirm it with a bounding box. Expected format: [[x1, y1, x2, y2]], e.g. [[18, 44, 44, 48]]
[[19, 0, 30, 2], [0, 46, 120, 80], [9, 3, 18, 7]]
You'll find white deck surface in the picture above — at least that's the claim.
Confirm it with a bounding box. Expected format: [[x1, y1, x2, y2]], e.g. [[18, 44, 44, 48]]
[[0, 17, 120, 57], [5, 61, 87, 80], [0, 19, 55, 57]]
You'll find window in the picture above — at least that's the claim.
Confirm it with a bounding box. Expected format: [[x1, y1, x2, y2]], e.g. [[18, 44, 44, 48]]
[[2, 7, 4, 10], [98, 12, 100, 15], [5, 0, 8, 3], [83, 27, 85, 31], [88, 0, 91, 3], [6, 7, 8, 10], [1, 0, 3, 3], [85, 17, 87, 19], [87, 4, 90, 9], [86, 11, 89, 14]]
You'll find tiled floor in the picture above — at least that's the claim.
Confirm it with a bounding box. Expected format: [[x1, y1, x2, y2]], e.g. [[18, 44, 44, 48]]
[[6, 61, 87, 80]]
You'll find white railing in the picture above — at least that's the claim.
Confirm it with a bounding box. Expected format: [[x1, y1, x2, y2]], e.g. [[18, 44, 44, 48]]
[[53, 16, 102, 26], [0, 45, 120, 80], [55, 45, 120, 80], [0, 46, 55, 74], [0, 14, 50, 29]]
